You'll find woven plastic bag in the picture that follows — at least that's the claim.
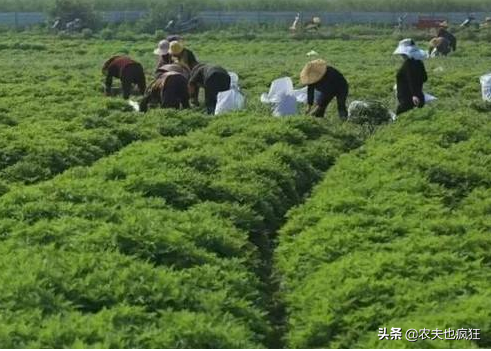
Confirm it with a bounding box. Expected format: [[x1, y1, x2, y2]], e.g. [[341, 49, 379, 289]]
[[480, 73, 491, 102], [215, 88, 245, 115], [272, 93, 297, 117]]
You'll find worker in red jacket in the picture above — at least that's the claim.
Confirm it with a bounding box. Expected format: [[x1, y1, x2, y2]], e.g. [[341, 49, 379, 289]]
[[102, 56, 146, 99], [140, 64, 190, 112]]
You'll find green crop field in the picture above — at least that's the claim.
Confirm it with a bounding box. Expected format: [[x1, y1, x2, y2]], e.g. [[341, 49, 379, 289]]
[[0, 25, 490, 348]]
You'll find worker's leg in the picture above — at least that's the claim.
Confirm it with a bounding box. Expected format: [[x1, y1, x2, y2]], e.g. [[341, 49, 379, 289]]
[[179, 81, 190, 109], [204, 89, 218, 114], [139, 93, 151, 113], [312, 91, 336, 118], [336, 86, 349, 120], [205, 73, 231, 114], [135, 64, 147, 95], [121, 77, 132, 100], [128, 63, 146, 95]]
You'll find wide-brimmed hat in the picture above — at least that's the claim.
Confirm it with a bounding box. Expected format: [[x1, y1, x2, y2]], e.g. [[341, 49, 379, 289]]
[[439, 20, 449, 28], [169, 41, 184, 55], [300, 59, 328, 85], [154, 40, 169, 55], [393, 38, 427, 60]]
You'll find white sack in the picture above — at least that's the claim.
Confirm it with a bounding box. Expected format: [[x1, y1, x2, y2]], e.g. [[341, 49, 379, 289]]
[[215, 89, 245, 115]]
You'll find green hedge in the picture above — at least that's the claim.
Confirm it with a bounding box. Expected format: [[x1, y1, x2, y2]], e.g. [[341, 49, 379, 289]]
[[0, 114, 362, 347], [276, 106, 491, 348]]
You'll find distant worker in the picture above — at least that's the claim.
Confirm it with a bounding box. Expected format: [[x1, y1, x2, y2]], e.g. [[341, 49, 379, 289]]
[[437, 21, 457, 52], [393, 39, 428, 115], [140, 64, 190, 112], [397, 13, 407, 32], [51, 17, 62, 31], [153, 40, 172, 75], [66, 18, 82, 32], [102, 56, 146, 99], [300, 59, 349, 119], [305, 16, 321, 31], [290, 13, 300, 32], [169, 41, 199, 71], [188, 63, 231, 114], [480, 17, 491, 29], [460, 14, 475, 28], [428, 37, 451, 57]]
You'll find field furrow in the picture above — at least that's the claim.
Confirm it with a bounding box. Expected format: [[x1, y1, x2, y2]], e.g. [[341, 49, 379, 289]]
[[276, 106, 491, 348], [0, 113, 363, 348]]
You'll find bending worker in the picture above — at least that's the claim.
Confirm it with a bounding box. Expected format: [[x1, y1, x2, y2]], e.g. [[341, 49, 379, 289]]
[[140, 64, 190, 112], [188, 63, 231, 114], [169, 40, 199, 71], [437, 21, 457, 52], [102, 55, 146, 99], [300, 59, 349, 119], [393, 39, 428, 115], [428, 37, 451, 57]]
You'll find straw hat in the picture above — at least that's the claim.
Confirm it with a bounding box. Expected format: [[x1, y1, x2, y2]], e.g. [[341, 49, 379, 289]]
[[154, 40, 169, 55], [300, 59, 328, 85], [393, 38, 427, 61], [169, 41, 184, 55]]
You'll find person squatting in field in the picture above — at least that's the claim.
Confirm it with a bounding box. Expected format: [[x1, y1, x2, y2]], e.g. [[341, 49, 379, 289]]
[[393, 39, 428, 116], [169, 40, 199, 71], [140, 64, 190, 112], [188, 63, 231, 114], [437, 21, 457, 52], [102, 56, 146, 99], [428, 37, 451, 57], [300, 59, 349, 119]]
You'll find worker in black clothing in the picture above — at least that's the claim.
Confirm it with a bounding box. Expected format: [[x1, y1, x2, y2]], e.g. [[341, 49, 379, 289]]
[[437, 21, 457, 52], [102, 56, 146, 99], [188, 63, 231, 114], [393, 39, 428, 115], [300, 59, 349, 119]]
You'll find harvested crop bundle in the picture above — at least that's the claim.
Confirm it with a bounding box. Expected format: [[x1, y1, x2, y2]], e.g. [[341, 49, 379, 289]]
[[347, 100, 394, 128]]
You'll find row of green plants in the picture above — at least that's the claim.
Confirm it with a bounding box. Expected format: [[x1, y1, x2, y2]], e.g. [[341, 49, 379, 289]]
[[275, 104, 491, 348], [1, 31, 489, 191], [0, 33, 216, 193], [1, 0, 491, 12], [0, 113, 363, 347]]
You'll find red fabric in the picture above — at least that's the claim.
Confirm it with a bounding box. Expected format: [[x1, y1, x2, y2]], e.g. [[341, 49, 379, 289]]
[[104, 56, 137, 78]]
